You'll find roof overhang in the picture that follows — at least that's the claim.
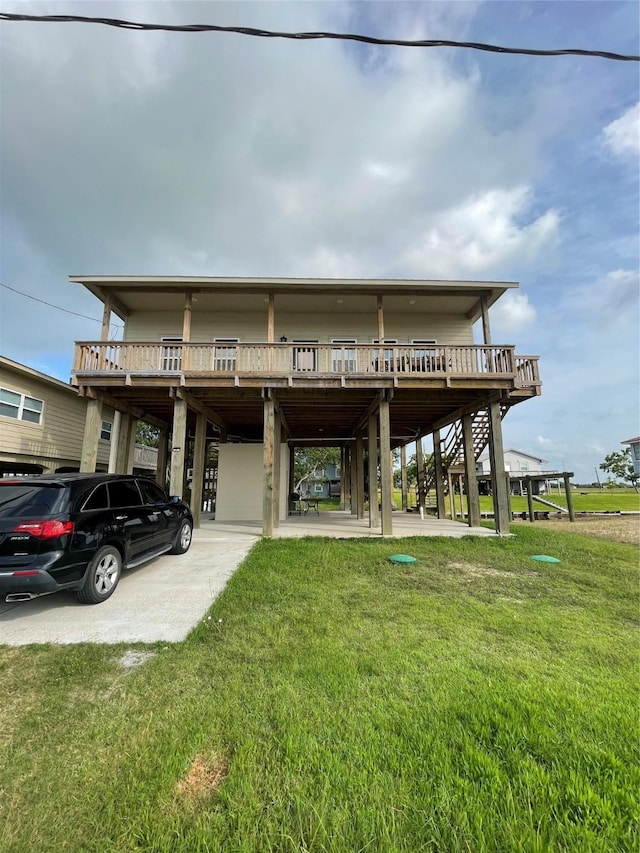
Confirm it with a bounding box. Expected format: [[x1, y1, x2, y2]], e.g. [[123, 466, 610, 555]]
[[68, 276, 518, 322]]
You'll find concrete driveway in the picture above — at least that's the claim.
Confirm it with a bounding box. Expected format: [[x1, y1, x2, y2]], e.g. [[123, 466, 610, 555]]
[[0, 531, 254, 646]]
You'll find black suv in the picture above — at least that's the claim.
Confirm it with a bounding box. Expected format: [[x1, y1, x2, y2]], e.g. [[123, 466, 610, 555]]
[[0, 474, 193, 605]]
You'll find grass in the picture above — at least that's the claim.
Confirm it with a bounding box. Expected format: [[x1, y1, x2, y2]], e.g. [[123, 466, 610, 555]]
[[1, 527, 638, 852], [391, 488, 640, 514]]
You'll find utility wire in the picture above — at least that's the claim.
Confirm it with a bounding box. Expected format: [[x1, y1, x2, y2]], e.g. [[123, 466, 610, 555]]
[[0, 12, 638, 62], [0, 281, 124, 327]]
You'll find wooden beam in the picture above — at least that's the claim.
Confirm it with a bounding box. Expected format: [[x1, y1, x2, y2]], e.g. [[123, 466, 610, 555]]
[[96, 286, 129, 320], [267, 293, 275, 342], [273, 409, 282, 528], [415, 437, 425, 511], [379, 395, 393, 535], [80, 398, 103, 472], [182, 292, 193, 342], [156, 429, 168, 488], [81, 388, 168, 430], [563, 473, 575, 522], [488, 400, 510, 534], [400, 444, 408, 511], [429, 392, 503, 435], [175, 387, 227, 434], [377, 295, 385, 340], [191, 412, 206, 528], [115, 413, 130, 473], [170, 396, 188, 498], [462, 414, 481, 527], [368, 412, 379, 528], [124, 418, 138, 475], [262, 394, 275, 537], [340, 446, 346, 510], [101, 294, 112, 342], [433, 430, 446, 519], [356, 433, 365, 520], [350, 443, 357, 515], [480, 295, 492, 345], [108, 410, 121, 473]]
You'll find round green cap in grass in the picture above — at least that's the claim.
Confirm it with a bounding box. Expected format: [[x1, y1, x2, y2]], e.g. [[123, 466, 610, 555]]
[[388, 554, 417, 564], [529, 555, 561, 563]]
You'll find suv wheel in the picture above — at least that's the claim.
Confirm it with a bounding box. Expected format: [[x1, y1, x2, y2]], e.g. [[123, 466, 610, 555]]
[[76, 546, 122, 604], [169, 520, 193, 555]]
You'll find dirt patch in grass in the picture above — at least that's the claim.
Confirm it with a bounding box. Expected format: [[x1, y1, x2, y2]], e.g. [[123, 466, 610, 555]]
[[448, 561, 511, 577], [176, 753, 228, 802], [513, 515, 640, 546]]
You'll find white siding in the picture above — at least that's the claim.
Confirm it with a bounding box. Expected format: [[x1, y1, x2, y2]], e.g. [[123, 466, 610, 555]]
[[216, 443, 289, 521], [124, 309, 473, 345]]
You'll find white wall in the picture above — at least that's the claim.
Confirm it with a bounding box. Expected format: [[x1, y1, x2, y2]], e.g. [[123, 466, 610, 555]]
[[216, 443, 289, 521]]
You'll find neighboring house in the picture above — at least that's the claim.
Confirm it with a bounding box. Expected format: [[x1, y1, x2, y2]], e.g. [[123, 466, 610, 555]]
[[69, 275, 542, 534], [477, 448, 555, 495], [0, 356, 157, 477], [305, 463, 341, 499], [622, 436, 640, 476]]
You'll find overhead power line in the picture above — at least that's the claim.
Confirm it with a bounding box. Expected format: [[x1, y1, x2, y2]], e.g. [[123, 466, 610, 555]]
[[0, 12, 638, 62], [0, 281, 124, 328]]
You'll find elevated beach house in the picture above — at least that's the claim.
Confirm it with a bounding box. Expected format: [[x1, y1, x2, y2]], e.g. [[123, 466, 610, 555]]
[[70, 276, 541, 536]]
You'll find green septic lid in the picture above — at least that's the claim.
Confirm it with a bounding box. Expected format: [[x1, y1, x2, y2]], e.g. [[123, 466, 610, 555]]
[[388, 554, 417, 564], [529, 555, 561, 563]]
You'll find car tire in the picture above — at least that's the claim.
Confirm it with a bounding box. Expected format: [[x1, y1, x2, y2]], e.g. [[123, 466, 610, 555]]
[[169, 520, 193, 555], [76, 545, 122, 604]]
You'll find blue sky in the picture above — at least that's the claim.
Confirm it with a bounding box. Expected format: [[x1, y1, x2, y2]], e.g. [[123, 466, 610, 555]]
[[0, 0, 638, 482]]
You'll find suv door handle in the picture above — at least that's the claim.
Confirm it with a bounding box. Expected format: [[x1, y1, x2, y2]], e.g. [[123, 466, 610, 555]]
[[115, 514, 128, 521]]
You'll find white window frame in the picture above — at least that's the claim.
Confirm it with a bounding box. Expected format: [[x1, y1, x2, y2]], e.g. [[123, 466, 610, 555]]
[[213, 338, 239, 372], [160, 337, 183, 371], [0, 387, 44, 425], [100, 420, 113, 441], [331, 338, 357, 373], [314, 483, 323, 493]]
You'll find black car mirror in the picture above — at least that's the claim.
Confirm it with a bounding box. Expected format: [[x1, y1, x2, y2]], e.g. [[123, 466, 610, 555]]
[[170, 495, 181, 504]]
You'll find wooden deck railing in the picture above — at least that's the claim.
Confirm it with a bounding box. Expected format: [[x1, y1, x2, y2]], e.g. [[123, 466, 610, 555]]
[[73, 342, 540, 386]]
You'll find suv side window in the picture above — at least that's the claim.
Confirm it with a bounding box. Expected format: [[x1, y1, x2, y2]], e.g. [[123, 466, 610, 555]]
[[82, 483, 109, 511], [138, 479, 168, 506], [108, 480, 143, 508]]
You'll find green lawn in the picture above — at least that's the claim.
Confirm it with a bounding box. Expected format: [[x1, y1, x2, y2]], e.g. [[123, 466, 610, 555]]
[[391, 488, 640, 514], [1, 527, 638, 852]]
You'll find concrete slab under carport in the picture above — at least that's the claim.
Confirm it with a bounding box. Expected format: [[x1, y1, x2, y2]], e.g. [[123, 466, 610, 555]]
[[200, 510, 498, 539], [0, 531, 254, 647]]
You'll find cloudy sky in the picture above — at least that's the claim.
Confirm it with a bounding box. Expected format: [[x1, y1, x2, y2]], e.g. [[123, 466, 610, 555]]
[[0, 0, 638, 482]]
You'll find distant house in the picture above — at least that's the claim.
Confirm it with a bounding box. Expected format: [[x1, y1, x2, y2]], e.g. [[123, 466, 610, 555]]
[[622, 436, 640, 476], [478, 448, 552, 495], [0, 356, 157, 477], [305, 463, 341, 498]]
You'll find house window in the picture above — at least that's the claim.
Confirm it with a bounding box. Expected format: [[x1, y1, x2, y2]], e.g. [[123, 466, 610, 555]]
[[410, 339, 438, 371], [519, 462, 529, 471], [331, 339, 357, 372], [100, 420, 112, 441], [160, 337, 182, 371], [293, 340, 318, 372], [0, 387, 44, 425], [213, 338, 239, 371], [314, 483, 323, 493]]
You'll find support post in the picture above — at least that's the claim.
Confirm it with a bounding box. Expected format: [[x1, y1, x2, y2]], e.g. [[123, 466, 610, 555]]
[[356, 433, 365, 519], [368, 412, 379, 528], [156, 429, 168, 488], [488, 400, 510, 534], [170, 397, 188, 498], [563, 473, 575, 522], [433, 430, 446, 519], [379, 396, 393, 535], [350, 443, 357, 515], [80, 398, 103, 472], [462, 413, 481, 527], [448, 472, 456, 520], [273, 409, 281, 528], [415, 437, 425, 511], [125, 418, 138, 475], [480, 295, 492, 345], [400, 444, 408, 511], [377, 295, 385, 340], [115, 413, 130, 473], [182, 292, 192, 370], [101, 295, 112, 342], [339, 446, 346, 510], [108, 410, 121, 473], [262, 394, 275, 537], [191, 412, 206, 528], [289, 444, 295, 497], [527, 477, 535, 521]]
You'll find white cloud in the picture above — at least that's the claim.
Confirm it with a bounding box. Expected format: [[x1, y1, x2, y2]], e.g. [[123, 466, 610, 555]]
[[603, 101, 640, 157], [491, 292, 537, 336], [402, 187, 559, 278]]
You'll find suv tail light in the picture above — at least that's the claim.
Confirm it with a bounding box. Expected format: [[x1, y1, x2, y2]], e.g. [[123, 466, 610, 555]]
[[13, 520, 75, 539]]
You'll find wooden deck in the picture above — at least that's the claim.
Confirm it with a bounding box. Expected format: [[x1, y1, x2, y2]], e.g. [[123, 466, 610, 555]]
[[73, 342, 541, 391]]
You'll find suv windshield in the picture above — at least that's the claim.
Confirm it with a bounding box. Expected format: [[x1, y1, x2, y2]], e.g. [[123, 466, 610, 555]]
[[0, 483, 67, 517]]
